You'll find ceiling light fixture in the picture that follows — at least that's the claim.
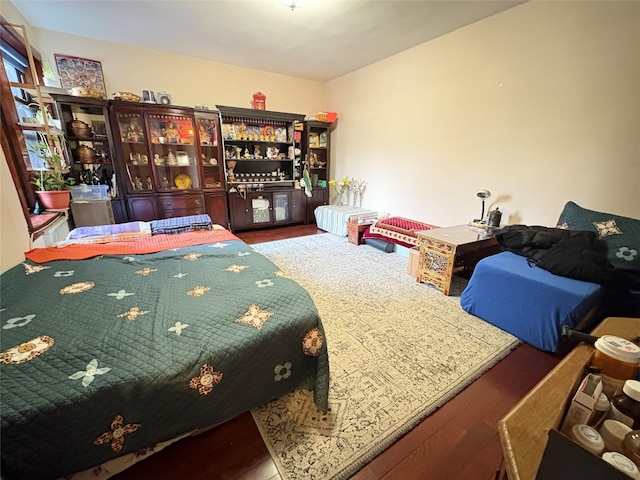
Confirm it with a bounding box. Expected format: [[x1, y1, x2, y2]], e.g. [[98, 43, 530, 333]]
[[280, 0, 306, 11]]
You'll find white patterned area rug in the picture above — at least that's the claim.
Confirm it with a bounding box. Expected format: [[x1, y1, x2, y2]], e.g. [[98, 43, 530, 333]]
[[251, 233, 518, 480]]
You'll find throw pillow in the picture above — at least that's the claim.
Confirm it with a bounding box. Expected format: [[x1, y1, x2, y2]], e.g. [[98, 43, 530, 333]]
[[557, 201, 640, 274]]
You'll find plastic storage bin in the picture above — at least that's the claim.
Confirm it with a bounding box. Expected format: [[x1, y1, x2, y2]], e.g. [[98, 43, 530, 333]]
[[70, 185, 109, 201]]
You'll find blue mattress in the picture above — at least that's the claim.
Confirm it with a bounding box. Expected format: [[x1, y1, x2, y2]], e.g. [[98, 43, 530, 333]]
[[460, 251, 603, 352]]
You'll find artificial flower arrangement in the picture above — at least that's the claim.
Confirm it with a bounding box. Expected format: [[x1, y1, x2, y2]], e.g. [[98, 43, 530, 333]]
[[349, 178, 367, 207], [328, 177, 350, 205]]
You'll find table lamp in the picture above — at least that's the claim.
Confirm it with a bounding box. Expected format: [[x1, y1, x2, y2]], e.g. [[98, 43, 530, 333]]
[[475, 189, 491, 224]]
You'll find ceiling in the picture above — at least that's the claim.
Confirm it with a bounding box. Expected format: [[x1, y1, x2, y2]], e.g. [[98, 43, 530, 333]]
[[10, 0, 524, 82]]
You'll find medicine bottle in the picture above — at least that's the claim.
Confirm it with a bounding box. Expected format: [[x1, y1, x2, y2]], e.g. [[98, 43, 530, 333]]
[[570, 424, 605, 455], [602, 452, 640, 479], [589, 392, 610, 428], [610, 380, 640, 429], [623, 430, 640, 468], [592, 336, 640, 396], [600, 419, 632, 452]]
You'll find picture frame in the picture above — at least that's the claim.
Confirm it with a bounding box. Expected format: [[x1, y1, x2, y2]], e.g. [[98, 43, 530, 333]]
[[91, 120, 107, 137], [142, 90, 156, 103], [54, 54, 107, 99]]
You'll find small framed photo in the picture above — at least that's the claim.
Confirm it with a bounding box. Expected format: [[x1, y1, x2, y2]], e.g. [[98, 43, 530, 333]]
[[142, 90, 156, 103], [91, 120, 107, 136]]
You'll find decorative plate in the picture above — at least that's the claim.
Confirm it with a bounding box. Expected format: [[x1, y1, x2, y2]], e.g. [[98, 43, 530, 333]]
[[174, 174, 192, 189]]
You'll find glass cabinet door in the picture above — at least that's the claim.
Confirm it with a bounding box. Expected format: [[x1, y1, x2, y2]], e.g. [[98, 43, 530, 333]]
[[251, 196, 271, 224], [196, 115, 223, 189], [115, 111, 153, 193], [146, 113, 199, 192], [273, 192, 290, 223]]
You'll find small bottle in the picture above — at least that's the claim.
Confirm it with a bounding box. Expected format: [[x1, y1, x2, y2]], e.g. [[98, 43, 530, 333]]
[[602, 451, 640, 479], [571, 424, 605, 455], [623, 430, 640, 468], [610, 380, 640, 429], [589, 392, 610, 428], [592, 336, 640, 397], [600, 419, 633, 452]]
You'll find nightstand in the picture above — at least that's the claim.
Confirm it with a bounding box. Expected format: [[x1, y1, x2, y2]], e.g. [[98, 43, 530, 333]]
[[416, 224, 499, 295], [347, 221, 374, 245]]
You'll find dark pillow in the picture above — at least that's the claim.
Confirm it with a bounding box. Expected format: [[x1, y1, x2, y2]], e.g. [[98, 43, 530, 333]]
[[557, 201, 640, 274]]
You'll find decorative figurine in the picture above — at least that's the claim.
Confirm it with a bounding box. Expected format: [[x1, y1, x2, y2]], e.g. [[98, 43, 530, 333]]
[[243, 147, 251, 159], [254, 145, 262, 159], [161, 176, 170, 189], [198, 123, 211, 145], [134, 177, 143, 190], [154, 154, 163, 165], [163, 121, 179, 142], [227, 160, 237, 183], [146, 176, 153, 190], [235, 146, 242, 159], [166, 150, 176, 165], [126, 118, 143, 141]]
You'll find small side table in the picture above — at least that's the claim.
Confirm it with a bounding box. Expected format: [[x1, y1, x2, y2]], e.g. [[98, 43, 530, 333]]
[[347, 221, 374, 245], [416, 224, 499, 295]]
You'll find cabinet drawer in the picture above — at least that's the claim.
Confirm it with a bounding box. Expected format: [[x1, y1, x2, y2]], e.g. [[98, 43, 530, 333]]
[[157, 194, 203, 210], [157, 194, 205, 218]]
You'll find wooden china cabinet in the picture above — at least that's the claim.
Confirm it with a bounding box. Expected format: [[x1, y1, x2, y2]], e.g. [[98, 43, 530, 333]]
[[51, 94, 128, 223], [303, 120, 332, 223], [217, 105, 306, 232], [109, 103, 225, 223]]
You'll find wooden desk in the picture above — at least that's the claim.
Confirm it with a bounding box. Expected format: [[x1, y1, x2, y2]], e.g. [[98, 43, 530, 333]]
[[498, 317, 640, 480], [415, 224, 498, 295]]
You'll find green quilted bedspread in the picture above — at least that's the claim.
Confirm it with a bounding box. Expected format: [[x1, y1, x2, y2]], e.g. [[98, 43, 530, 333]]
[[0, 239, 329, 480]]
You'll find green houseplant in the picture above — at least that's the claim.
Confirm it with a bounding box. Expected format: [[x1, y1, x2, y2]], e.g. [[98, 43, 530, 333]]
[[31, 139, 76, 211]]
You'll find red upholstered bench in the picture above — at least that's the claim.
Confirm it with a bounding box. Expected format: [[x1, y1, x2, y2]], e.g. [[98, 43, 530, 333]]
[[362, 216, 439, 248]]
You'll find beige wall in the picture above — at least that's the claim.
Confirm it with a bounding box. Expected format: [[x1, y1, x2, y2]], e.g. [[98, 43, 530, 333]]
[[1, 148, 31, 273], [327, 1, 640, 227], [2, 1, 639, 271]]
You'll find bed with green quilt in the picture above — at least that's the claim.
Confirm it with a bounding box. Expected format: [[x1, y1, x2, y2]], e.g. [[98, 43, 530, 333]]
[[0, 227, 329, 480]]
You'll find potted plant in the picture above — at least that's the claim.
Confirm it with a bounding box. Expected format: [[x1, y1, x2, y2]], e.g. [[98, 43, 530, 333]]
[[31, 139, 76, 211]]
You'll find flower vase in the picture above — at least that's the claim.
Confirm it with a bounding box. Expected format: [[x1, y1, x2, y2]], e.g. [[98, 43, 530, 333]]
[[352, 190, 360, 208], [336, 191, 346, 206]]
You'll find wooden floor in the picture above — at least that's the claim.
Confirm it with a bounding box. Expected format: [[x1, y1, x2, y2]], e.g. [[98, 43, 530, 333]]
[[113, 224, 561, 480]]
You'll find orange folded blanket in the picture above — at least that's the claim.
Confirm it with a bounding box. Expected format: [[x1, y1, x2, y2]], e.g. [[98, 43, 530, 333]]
[[25, 229, 239, 263]]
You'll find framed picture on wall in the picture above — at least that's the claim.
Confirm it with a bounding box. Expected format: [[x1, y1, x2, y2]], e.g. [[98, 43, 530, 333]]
[[54, 54, 107, 99]]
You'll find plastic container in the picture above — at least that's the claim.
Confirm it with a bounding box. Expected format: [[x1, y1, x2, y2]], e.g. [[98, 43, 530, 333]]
[[592, 335, 640, 396], [600, 419, 633, 452], [609, 380, 640, 429], [70, 185, 109, 201], [602, 451, 640, 479], [571, 424, 605, 455]]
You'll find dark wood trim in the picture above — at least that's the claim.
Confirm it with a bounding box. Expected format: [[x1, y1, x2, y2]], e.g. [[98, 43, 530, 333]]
[[0, 17, 45, 233], [0, 18, 43, 83]]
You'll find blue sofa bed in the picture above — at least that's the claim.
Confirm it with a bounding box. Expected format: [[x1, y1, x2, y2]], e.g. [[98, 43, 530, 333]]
[[460, 201, 639, 352]]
